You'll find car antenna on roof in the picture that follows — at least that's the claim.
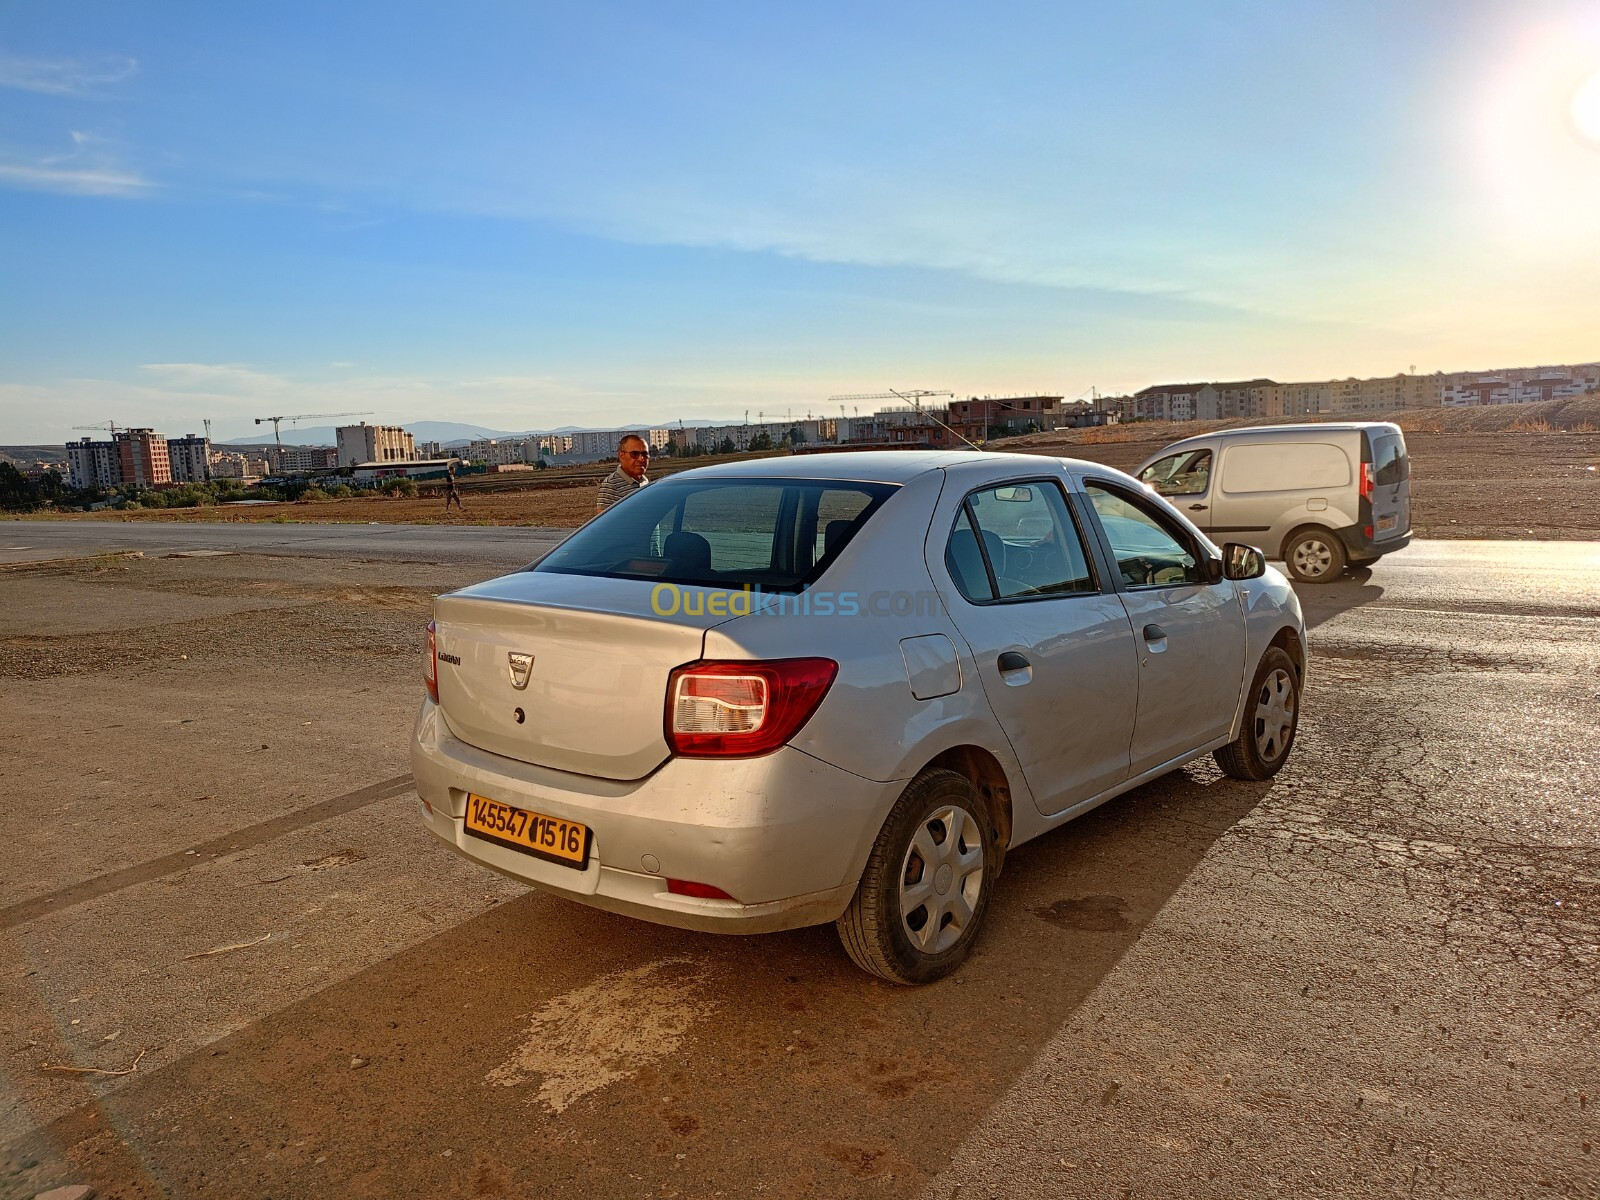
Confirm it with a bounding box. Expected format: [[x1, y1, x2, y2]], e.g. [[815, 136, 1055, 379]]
[[886, 388, 984, 451]]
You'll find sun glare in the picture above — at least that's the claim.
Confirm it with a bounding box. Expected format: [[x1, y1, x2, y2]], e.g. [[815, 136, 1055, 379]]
[[1573, 71, 1600, 146]]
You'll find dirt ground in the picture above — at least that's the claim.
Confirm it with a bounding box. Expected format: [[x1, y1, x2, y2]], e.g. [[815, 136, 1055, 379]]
[[24, 427, 1600, 540], [2, 541, 1597, 1199]]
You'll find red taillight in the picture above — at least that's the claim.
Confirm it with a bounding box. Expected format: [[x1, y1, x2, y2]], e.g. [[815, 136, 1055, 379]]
[[665, 658, 838, 757], [667, 879, 736, 900], [1359, 462, 1375, 501], [424, 619, 439, 703]]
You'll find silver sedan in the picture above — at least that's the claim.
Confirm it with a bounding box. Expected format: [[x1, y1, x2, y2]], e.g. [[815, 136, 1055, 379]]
[[411, 451, 1306, 984]]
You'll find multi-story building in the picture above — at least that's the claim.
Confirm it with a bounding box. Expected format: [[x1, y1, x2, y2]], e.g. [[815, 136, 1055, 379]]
[[278, 446, 339, 473], [463, 438, 534, 466], [167, 435, 212, 483], [570, 428, 671, 459], [336, 422, 415, 467], [65, 429, 172, 488], [65, 438, 121, 489]]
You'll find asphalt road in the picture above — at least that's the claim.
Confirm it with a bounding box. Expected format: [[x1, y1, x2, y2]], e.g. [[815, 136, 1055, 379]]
[[0, 519, 566, 569], [2, 536, 1597, 1199]]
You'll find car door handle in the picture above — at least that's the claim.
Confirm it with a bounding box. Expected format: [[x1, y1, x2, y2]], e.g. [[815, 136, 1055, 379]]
[[997, 651, 1030, 672], [1188, 503, 1208, 511], [1143, 624, 1167, 643]]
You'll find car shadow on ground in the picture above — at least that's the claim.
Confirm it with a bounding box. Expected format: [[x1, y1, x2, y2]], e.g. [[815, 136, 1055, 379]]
[[1295, 565, 1385, 631], [5, 765, 1272, 1200]]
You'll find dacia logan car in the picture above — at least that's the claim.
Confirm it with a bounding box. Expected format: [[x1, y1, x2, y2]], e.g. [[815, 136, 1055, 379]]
[[411, 451, 1306, 984]]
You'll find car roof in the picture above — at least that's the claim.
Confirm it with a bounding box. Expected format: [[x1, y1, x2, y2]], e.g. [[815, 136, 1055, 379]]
[[662, 449, 993, 484], [1147, 422, 1399, 452]]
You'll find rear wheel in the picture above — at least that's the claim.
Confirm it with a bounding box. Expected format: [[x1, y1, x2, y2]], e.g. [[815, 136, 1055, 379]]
[[837, 768, 996, 985], [1214, 647, 1299, 780], [1284, 528, 1346, 583]]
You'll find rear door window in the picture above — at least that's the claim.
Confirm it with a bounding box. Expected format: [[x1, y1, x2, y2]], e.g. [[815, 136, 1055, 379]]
[[534, 478, 896, 593], [945, 481, 1097, 602], [1369, 432, 1410, 485]]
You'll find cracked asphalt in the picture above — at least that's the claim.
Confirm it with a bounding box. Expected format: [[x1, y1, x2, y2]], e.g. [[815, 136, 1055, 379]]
[[1, 535, 1596, 1199]]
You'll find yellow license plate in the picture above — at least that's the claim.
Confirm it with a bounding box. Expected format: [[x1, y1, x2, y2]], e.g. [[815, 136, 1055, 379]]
[[463, 794, 590, 868], [1377, 514, 1398, 531]]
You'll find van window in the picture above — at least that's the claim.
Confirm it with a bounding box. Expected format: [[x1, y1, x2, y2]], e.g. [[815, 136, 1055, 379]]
[[1368, 432, 1410, 485], [1220, 442, 1350, 493], [1139, 449, 1212, 497]]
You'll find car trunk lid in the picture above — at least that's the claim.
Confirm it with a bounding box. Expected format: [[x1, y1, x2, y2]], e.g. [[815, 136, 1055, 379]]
[[431, 573, 733, 781]]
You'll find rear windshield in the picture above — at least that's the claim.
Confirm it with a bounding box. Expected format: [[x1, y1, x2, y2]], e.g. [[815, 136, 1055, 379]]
[[532, 477, 899, 593], [1368, 432, 1410, 485]]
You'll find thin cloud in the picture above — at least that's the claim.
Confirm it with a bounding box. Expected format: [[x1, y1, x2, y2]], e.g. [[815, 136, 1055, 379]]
[[0, 53, 138, 95], [0, 163, 152, 196]]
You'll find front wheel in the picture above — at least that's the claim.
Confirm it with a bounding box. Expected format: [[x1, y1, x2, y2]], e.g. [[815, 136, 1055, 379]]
[[837, 768, 997, 985], [1284, 528, 1346, 583], [1214, 646, 1300, 780]]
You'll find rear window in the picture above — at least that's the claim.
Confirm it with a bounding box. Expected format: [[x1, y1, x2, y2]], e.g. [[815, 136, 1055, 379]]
[[532, 477, 898, 593], [1368, 432, 1410, 485]]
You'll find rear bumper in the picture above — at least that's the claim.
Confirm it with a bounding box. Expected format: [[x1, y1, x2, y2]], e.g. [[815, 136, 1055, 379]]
[[409, 699, 902, 934], [1338, 522, 1411, 561]]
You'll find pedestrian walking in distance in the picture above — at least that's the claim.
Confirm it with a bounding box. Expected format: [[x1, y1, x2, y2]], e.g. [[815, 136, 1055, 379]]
[[596, 434, 650, 515], [444, 463, 464, 512]]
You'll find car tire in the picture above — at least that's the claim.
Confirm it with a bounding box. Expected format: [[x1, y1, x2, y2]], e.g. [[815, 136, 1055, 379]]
[[1284, 528, 1346, 583], [1214, 646, 1299, 780], [837, 768, 997, 985]]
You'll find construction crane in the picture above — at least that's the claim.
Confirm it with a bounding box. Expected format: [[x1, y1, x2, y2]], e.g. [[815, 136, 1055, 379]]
[[825, 389, 980, 450], [72, 420, 121, 436], [253, 411, 373, 448]]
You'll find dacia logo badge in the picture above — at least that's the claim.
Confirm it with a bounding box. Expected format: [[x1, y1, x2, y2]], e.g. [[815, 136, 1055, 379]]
[[507, 652, 534, 690]]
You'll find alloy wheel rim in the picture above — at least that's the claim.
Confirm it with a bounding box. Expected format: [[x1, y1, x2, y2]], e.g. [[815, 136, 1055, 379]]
[[1253, 669, 1296, 762], [899, 804, 985, 955]]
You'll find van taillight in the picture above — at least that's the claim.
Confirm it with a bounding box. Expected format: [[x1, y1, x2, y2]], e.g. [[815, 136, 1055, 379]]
[[425, 620, 439, 704], [666, 658, 838, 757], [1359, 462, 1375, 501]]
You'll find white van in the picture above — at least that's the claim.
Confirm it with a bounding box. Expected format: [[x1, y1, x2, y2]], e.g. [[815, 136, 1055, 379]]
[[1134, 423, 1412, 583]]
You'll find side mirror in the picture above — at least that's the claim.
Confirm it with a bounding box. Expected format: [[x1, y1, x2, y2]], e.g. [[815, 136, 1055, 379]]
[[1222, 543, 1266, 580]]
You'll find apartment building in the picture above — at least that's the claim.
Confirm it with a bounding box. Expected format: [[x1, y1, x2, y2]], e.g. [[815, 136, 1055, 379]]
[[947, 396, 1064, 441], [569, 428, 668, 459], [463, 438, 533, 466], [65, 429, 171, 489], [279, 446, 339, 473], [1439, 363, 1600, 406], [336, 422, 415, 467], [167, 434, 212, 483]]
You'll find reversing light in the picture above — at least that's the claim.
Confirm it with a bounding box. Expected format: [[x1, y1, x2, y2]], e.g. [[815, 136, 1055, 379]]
[[1360, 462, 1375, 501], [666, 658, 838, 757], [425, 619, 439, 703]]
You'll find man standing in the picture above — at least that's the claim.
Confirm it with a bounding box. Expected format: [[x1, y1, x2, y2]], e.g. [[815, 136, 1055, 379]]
[[443, 462, 464, 512], [596, 434, 650, 514]]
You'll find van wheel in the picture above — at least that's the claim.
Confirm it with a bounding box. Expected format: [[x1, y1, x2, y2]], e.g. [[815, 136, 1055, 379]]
[[1284, 528, 1345, 583], [837, 768, 996, 985], [1215, 647, 1299, 780]]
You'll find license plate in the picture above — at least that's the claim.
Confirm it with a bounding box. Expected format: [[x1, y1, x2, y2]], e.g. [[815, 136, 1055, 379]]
[[463, 794, 590, 868], [1377, 514, 1398, 532]]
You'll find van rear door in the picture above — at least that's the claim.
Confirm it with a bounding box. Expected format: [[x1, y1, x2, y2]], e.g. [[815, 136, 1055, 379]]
[[1365, 427, 1411, 547]]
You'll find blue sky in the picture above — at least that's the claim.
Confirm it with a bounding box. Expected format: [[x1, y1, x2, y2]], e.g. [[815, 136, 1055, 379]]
[[2, 0, 1598, 443]]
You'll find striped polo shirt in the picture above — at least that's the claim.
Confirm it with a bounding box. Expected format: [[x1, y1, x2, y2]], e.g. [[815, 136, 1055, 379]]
[[596, 466, 648, 513]]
